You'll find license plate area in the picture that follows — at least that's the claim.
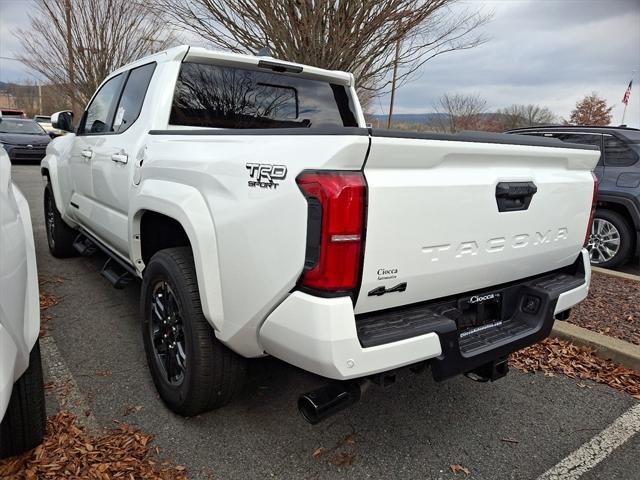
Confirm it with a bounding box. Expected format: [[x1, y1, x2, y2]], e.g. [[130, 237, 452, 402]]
[[457, 292, 504, 337]]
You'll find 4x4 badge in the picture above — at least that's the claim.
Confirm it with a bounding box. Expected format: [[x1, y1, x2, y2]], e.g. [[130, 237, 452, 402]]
[[246, 163, 287, 189]]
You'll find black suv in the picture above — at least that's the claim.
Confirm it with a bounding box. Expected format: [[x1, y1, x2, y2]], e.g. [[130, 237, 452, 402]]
[[507, 125, 640, 268]]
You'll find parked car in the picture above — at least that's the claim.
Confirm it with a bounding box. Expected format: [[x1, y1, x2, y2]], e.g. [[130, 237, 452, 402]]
[[0, 108, 26, 118], [34, 115, 65, 138], [0, 116, 51, 163], [0, 147, 46, 457], [507, 125, 640, 268], [42, 45, 598, 424]]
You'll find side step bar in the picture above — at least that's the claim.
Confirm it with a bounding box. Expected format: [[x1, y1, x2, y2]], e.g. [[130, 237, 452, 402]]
[[101, 258, 134, 289], [73, 232, 137, 289], [73, 235, 97, 256]]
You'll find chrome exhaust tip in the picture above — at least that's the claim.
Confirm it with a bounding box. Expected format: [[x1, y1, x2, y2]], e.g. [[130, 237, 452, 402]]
[[298, 381, 366, 424]]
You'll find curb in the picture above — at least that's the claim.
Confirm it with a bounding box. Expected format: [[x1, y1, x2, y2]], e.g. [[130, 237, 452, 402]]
[[551, 321, 640, 372], [592, 266, 640, 282]]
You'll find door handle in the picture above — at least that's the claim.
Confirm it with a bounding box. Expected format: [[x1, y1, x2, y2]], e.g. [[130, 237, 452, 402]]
[[495, 181, 537, 212], [81, 149, 93, 159], [111, 152, 128, 164]]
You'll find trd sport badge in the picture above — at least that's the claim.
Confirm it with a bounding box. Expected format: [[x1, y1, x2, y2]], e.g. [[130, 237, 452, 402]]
[[246, 163, 287, 189]]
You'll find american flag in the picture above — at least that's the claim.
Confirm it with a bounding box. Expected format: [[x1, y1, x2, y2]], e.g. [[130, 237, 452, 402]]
[[622, 80, 633, 105]]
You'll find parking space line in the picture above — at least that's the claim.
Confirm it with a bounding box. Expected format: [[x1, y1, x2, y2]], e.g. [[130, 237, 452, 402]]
[[537, 403, 640, 480], [40, 334, 102, 435]]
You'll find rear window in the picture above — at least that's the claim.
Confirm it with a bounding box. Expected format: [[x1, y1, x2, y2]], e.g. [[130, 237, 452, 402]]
[[170, 63, 358, 129], [603, 135, 638, 166]]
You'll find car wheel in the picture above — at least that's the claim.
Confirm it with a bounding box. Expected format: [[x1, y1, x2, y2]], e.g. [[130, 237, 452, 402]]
[[44, 183, 77, 258], [587, 209, 633, 268], [0, 339, 47, 459], [141, 247, 246, 416]]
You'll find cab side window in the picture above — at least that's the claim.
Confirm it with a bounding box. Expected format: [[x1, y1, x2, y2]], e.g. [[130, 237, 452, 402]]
[[113, 63, 156, 133], [79, 73, 125, 135], [603, 135, 638, 167]]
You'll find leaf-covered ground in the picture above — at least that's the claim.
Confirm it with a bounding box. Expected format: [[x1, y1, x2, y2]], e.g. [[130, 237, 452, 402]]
[[511, 337, 640, 400], [0, 411, 188, 479], [570, 272, 640, 345]]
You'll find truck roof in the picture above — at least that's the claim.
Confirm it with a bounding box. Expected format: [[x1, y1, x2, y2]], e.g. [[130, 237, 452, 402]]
[[112, 45, 354, 87]]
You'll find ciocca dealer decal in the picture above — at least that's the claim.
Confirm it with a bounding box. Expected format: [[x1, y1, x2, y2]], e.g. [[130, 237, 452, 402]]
[[246, 163, 287, 189]]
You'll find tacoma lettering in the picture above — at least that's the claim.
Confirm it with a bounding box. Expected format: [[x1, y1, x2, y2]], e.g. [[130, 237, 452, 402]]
[[422, 228, 570, 262]]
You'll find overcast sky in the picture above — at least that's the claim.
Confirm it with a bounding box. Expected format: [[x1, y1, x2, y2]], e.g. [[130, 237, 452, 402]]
[[1, 0, 639, 126]]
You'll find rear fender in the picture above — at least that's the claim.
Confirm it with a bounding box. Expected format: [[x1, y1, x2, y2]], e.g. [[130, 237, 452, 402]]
[[130, 180, 224, 331], [597, 193, 640, 231]]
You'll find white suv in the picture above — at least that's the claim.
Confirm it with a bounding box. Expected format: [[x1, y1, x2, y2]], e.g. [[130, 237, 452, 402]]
[[0, 147, 45, 457]]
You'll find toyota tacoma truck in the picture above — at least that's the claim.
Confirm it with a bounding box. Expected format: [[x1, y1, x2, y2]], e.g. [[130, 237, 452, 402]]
[[42, 45, 599, 424], [0, 147, 46, 457]]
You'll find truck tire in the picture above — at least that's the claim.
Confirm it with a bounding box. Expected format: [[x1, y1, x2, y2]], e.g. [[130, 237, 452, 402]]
[[141, 247, 246, 416], [44, 183, 77, 258], [587, 209, 633, 269], [0, 340, 46, 459]]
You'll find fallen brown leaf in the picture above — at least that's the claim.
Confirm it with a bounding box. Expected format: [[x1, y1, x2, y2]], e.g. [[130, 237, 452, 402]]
[[312, 447, 325, 459], [123, 405, 144, 416], [332, 452, 355, 467], [345, 433, 357, 444], [450, 464, 471, 475], [39, 293, 59, 311]]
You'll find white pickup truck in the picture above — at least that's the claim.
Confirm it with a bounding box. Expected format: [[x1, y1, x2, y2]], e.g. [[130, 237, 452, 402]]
[[43, 45, 599, 424]]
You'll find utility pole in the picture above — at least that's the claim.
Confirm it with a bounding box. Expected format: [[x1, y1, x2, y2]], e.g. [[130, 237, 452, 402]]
[[65, 0, 76, 114], [38, 84, 42, 113], [386, 37, 401, 129]]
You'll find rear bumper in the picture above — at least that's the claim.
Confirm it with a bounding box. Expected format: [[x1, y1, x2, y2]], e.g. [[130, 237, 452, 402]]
[[259, 250, 591, 381], [259, 293, 442, 380], [554, 250, 591, 314]]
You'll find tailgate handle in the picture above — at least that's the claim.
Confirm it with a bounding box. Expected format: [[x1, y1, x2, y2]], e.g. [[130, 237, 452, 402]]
[[495, 182, 537, 212]]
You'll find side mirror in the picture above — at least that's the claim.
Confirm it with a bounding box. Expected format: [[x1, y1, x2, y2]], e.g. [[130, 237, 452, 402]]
[[51, 111, 74, 132]]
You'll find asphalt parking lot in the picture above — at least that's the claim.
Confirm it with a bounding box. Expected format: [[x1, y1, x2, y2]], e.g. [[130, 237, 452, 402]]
[[11, 163, 640, 480]]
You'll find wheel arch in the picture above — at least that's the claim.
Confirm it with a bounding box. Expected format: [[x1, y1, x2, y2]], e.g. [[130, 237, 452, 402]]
[[138, 211, 191, 266], [40, 157, 65, 218], [596, 194, 639, 255], [597, 193, 640, 231], [130, 180, 224, 331]]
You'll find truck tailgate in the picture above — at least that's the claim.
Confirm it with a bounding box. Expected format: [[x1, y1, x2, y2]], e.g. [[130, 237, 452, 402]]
[[355, 133, 599, 314]]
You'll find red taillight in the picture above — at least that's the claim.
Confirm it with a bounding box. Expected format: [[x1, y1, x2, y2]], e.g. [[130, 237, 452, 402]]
[[296, 171, 366, 292], [584, 172, 599, 246]]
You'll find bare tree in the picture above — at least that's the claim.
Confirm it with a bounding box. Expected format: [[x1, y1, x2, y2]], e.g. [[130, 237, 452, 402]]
[[154, 0, 492, 100], [568, 93, 613, 126], [16, 0, 174, 114], [432, 92, 487, 133], [497, 104, 557, 130], [0, 81, 61, 117]]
